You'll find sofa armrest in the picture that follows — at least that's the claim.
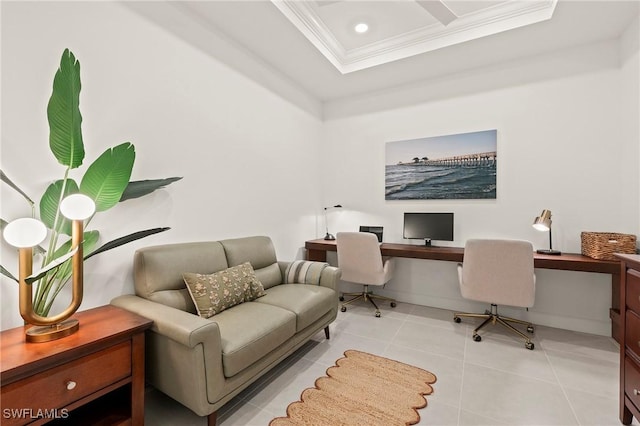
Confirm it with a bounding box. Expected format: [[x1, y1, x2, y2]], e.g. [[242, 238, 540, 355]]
[[111, 294, 226, 415], [277, 261, 341, 291], [111, 294, 221, 349], [319, 265, 341, 291]]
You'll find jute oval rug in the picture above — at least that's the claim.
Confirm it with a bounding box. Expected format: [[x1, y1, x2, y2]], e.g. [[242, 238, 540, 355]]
[[269, 349, 437, 426]]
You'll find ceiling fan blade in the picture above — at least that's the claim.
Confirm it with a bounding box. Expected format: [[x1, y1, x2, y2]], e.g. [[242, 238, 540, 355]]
[[415, 0, 458, 26]]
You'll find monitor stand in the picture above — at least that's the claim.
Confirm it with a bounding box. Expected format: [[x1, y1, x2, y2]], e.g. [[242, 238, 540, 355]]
[[423, 239, 432, 246]]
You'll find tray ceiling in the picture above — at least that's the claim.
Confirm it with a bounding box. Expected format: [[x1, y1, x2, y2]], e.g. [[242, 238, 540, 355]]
[[271, 0, 558, 73], [124, 1, 639, 109]]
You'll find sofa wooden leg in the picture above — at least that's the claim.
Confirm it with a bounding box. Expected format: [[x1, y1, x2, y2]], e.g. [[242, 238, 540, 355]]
[[324, 326, 330, 339], [208, 411, 217, 426]]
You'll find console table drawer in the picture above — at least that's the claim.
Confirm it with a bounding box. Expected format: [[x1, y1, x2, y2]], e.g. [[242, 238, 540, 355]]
[[1, 341, 131, 425], [626, 357, 640, 412], [627, 269, 640, 314], [627, 311, 640, 359]]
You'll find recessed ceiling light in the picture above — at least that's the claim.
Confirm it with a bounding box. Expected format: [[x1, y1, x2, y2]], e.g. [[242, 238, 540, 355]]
[[354, 23, 369, 34]]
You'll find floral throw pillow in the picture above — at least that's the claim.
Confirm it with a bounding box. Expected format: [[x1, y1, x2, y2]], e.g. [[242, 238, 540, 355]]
[[183, 262, 266, 318]]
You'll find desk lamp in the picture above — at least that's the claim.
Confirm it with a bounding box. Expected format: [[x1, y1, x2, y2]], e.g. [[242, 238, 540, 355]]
[[3, 193, 95, 342], [323, 204, 342, 240], [532, 209, 561, 255]]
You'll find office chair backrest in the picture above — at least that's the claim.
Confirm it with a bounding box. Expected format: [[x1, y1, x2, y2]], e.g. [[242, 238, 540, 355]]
[[336, 232, 389, 286], [459, 239, 535, 308], [359, 226, 383, 242]]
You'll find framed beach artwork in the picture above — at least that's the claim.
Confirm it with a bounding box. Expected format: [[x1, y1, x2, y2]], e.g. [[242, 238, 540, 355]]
[[385, 129, 497, 200]]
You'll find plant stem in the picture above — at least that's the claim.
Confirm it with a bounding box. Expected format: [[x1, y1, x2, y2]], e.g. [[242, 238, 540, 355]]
[[44, 275, 71, 315], [36, 167, 72, 313]]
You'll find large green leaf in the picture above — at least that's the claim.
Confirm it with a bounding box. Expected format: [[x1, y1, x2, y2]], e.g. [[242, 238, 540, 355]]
[[27, 230, 99, 285], [1, 265, 18, 282], [85, 227, 169, 260], [40, 179, 79, 235], [47, 49, 84, 169], [80, 230, 100, 257], [1, 170, 35, 207], [51, 230, 100, 260], [120, 177, 183, 202], [26, 247, 77, 285], [80, 142, 135, 212]]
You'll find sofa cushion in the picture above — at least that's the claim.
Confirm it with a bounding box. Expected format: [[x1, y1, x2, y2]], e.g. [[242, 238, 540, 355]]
[[220, 236, 283, 289], [134, 241, 229, 313], [284, 261, 328, 285], [183, 263, 266, 318], [210, 302, 296, 377], [255, 284, 336, 332], [254, 263, 283, 290]]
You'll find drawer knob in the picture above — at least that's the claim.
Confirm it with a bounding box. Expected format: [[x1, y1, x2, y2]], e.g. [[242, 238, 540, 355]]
[[66, 381, 77, 390], [634, 389, 639, 396]]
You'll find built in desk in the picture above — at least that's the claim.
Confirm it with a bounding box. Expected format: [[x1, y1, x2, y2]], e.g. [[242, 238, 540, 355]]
[[305, 239, 622, 341]]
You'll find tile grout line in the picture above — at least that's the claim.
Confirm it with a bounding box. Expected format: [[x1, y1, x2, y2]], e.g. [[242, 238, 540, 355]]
[[382, 305, 412, 355], [456, 320, 468, 426], [541, 342, 582, 426]]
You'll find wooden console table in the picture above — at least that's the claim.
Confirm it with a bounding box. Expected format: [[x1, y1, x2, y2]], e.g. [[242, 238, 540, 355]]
[[1, 305, 152, 425], [617, 254, 640, 425], [305, 239, 622, 341]]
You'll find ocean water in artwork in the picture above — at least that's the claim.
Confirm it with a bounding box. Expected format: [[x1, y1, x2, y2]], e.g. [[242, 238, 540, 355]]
[[385, 163, 497, 200]]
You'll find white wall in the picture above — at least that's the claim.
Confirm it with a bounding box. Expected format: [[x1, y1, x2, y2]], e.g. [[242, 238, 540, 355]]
[[620, 15, 640, 233], [1, 2, 638, 337], [322, 38, 640, 336], [0, 2, 323, 329]]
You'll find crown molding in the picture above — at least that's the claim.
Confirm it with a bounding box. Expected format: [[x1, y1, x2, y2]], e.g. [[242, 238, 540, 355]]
[[271, 0, 558, 74], [271, 0, 345, 71]]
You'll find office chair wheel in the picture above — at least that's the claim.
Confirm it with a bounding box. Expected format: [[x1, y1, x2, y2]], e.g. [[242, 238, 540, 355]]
[[341, 306, 347, 312], [527, 325, 534, 334], [453, 316, 461, 323], [390, 302, 397, 308], [339, 296, 345, 301], [375, 311, 381, 318], [473, 334, 482, 342], [525, 342, 535, 350]]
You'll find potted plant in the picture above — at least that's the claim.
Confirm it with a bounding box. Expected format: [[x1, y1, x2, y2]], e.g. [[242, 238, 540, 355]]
[[1, 49, 181, 316]]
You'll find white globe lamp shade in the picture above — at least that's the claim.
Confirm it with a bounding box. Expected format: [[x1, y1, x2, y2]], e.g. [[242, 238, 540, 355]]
[[3, 218, 48, 248], [60, 194, 95, 221]]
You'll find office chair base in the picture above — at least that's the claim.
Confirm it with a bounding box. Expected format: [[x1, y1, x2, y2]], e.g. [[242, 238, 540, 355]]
[[453, 304, 535, 350], [340, 288, 396, 317]]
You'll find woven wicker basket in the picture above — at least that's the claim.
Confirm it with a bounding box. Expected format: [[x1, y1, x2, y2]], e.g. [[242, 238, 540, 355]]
[[581, 232, 637, 260]]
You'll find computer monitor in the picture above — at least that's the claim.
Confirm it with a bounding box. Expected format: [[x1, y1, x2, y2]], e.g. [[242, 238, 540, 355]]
[[403, 213, 454, 246], [359, 226, 383, 243]]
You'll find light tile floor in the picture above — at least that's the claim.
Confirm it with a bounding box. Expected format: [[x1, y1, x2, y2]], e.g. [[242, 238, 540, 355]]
[[145, 302, 634, 426]]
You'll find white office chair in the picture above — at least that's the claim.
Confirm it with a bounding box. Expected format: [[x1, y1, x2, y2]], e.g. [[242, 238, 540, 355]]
[[453, 239, 536, 350], [336, 232, 396, 317]]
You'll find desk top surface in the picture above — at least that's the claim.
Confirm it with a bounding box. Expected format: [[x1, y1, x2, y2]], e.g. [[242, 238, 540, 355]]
[[615, 253, 640, 270], [305, 238, 620, 274]]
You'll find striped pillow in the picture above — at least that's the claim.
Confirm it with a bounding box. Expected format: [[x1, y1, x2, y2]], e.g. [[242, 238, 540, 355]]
[[284, 260, 328, 285]]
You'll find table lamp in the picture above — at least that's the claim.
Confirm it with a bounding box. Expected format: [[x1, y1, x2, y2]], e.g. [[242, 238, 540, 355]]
[[323, 204, 342, 240], [532, 209, 561, 255], [3, 193, 95, 342]]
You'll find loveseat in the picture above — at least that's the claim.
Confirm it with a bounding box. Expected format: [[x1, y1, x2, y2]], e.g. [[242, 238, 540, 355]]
[[111, 236, 340, 425]]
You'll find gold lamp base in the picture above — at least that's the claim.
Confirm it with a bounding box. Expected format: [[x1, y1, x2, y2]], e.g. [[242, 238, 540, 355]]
[[26, 319, 79, 343]]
